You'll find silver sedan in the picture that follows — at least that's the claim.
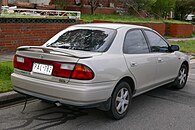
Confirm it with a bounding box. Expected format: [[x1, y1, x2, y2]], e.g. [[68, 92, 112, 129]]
[[11, 23, 189, 119]]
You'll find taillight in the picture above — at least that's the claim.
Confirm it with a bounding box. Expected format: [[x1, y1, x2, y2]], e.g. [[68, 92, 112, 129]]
[[71, 64, 94, 80], [53, 63, 94, 80], [52, 63, 75, 78], [14, 55, 33, 71]]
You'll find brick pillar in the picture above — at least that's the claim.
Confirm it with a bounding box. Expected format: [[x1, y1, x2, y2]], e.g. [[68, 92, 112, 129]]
[[2, 0, 8, 6], [49, 0, 55, 5]]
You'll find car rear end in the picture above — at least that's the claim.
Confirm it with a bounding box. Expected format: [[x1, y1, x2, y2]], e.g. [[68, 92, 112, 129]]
[[11, 25, 117, 107]]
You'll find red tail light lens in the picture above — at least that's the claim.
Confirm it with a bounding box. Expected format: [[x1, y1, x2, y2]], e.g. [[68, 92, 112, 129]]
[[14, 55, 33, 71], [71, 64, 94, 80], [53, 63, 94, 80], [52, 63, 75, 78]]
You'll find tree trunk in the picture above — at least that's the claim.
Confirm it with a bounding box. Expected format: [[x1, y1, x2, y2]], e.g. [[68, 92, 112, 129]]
[[0, 0, 2, 15], [90, 0, 94, 15], [181, 12, 184, 21], [91, 8, 94, 15], [90, 0, 99, 15]]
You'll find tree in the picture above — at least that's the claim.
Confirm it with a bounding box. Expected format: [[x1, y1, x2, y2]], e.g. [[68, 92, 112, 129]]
[[134, 0, 156, 11], [55, 0, 67, 10], [0, 0, 2, 15], [152, 0, 176, 18], [174, 0, 195, 20], [89, 0, 100, 15], [124, 0, 156, 16]]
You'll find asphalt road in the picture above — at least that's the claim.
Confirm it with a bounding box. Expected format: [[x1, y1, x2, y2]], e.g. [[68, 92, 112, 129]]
[[0, 62, 195, 130]]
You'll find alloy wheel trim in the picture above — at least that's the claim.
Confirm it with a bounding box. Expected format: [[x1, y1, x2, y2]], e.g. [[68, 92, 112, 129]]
[[178, 67, 187, 86], [115, 87, 129, 114]]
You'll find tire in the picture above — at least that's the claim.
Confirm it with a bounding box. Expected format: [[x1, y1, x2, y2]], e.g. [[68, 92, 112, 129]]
[[108, 81, 132, 120], [172, 64, 188, 89]]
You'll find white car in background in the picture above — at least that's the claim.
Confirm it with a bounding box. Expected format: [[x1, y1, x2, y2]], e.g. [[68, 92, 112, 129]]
[[185, 14, 194, 21], [11, 23, 189, 120]]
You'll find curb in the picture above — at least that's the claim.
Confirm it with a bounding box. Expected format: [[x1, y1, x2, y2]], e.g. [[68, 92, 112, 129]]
[[190, 59, 195, 64], [0, 91, 26, 106], [190, 55, 195, 60], [167, 38, 195, 42]]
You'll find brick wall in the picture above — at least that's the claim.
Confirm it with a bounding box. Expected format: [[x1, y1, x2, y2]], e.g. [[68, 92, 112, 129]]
[[0, 24, 72, 53], [135, 23, 166, 36], [169, 24, 193, 37], [67, 6, 115, 14], [2, 0, 8, 5], [193, 25, 195, 33], [67, 0, 111, 7], [66, 0, 75, 5], [45, 0, 116, 7], [0, 19, 193, 53]]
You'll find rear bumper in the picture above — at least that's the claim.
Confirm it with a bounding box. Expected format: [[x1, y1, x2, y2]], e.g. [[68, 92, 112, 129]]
[[11, 73, 115, 106]]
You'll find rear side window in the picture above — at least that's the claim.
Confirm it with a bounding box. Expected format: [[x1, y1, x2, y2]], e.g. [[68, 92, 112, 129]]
[[124, 30, 149, 54], [144, 30, 169, 53], [47, 28, 116, 52]]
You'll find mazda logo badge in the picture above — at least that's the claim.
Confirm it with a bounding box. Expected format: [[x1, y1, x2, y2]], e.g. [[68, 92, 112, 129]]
[[40, 55, 43, 59]]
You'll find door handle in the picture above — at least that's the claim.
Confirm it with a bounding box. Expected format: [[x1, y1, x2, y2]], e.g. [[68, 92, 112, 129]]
[[130, 62, 138, 67], [158, 58, 163, 63]]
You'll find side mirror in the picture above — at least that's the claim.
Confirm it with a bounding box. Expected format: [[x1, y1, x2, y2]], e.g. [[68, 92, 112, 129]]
[[171, 45, 179, 52]]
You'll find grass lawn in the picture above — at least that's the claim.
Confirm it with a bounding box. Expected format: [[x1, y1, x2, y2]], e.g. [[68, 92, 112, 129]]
[[0, 61, 13, 93], [81, 14, 190, 24], [170, 40, 195, 54]]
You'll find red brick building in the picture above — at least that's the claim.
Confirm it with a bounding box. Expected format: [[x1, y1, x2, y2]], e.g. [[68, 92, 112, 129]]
[[66, 0, 116, 7], [55, 0, 124, 14], [49, 0, 121, 7], [2, 0, 8, 5], [5, 0, 123, 14]]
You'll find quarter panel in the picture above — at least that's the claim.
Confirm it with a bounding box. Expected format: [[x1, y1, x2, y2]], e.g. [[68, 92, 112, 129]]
[[71, 54, 136, 86]]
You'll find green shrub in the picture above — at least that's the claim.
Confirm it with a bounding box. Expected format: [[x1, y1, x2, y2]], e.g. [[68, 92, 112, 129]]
[[0, 61, 13, 93], [0, 61, 13, 80]]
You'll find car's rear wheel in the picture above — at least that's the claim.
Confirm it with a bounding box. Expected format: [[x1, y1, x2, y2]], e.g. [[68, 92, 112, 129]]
[[173, 64, 188, 89], [108, 81, 132, 120]]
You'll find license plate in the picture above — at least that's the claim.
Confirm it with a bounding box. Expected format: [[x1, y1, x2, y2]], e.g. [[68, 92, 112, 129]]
[[32, 63, 53, 75]]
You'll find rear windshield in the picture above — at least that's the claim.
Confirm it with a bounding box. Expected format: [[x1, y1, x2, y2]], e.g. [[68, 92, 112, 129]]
[[46, 27, 116, 52]]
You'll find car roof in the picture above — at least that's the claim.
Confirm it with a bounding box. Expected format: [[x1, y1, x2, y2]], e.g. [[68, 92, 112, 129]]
[[73, 23, 151, 30]]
